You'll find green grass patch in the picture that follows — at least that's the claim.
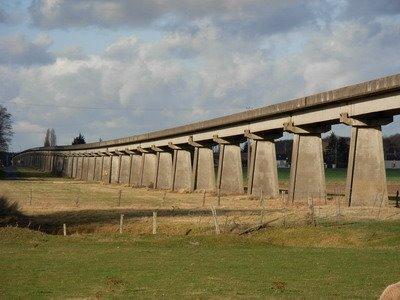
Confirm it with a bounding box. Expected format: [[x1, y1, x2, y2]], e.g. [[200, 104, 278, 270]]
[[278, 168, 400, 182], [0, 221, 399, 298]]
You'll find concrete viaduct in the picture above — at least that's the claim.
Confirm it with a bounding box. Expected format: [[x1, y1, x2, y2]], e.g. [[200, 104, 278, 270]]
[[13, 73, 400, 206]]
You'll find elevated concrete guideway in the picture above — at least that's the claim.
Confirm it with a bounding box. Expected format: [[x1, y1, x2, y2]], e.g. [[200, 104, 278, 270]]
[[14, 73, 400, 205]]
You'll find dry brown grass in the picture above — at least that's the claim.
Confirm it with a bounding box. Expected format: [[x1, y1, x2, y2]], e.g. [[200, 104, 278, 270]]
[[0, 171, 399, 236]]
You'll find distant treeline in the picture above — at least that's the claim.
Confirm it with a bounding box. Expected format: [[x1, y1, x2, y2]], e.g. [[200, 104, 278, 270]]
[[273, 133, 400, 167]]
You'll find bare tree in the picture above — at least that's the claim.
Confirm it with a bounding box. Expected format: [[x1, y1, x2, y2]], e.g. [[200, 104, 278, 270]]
[[50, 128, 57, 146], [0, 105, 13, 151], [44, 128, 57, 147], [44, 129, 51, 147]]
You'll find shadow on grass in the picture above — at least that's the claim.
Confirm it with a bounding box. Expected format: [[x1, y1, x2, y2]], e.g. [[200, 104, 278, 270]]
[[0, 195, 276, 234], [0, 167, 61, 181]]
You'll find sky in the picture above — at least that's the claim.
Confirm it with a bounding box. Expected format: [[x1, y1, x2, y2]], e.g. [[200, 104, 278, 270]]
[[0, 0, 399, 151]]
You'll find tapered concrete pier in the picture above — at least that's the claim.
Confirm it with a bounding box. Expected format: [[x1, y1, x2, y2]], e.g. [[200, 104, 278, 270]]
[[140, 152, 157, 188], [119, 155, 131, 184], [285, 122, 329, 202], [170, 144, 192, 191], [190, 138, 215, 192], [246, 130, 281, 198], [101, 155, 112, 183], [341, 113, 392, 206], [153, 146, 173, 190], [87, 156, 95, 181], [214, 135, 244, 195], [94, 156, 103, 181], [110, 155, 120, 183], [129, 153, 142, 187]]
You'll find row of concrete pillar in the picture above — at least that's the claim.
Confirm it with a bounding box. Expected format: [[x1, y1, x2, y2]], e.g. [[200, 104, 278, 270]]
[[14, 115, 391, 206]]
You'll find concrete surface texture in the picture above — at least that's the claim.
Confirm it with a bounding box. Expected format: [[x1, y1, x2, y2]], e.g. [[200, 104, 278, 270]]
[[101, 156, 111, 183], [172, 149, 192, 191], [248, 140, 279, 198], [141, 153, 157, 188], [129, 154, 142, 187], [288, 134, 326, 202], [76, 157, 83, 179], [155, 151, 173, 189], [192, 147, 215, 192], [217, 144, 244, 195], [110, 156, 120, 183], [87, 157, 95, 181], [119, 155, 131, 184], [346, 126, 388, 206], [94, 157, 102, 181]]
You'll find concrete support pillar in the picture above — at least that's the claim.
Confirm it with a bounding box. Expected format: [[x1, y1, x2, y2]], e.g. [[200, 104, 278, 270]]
[[341, 113, 392, 206], [87, 156, 95, 181], [245, 130, 281, 198], [110, 154, 121, 183], [153, 146, 173, 190], [101, 154, 112, 183], [190, 139, 215, 192], [94, 155, 103, 181], [129, 153, 142, 187], [285, 122, 329, 202], [76, 156, 83, 179], [140, 151, 157, 188], [71, 156, 77, 178], [119, 154, 132, 184], [170, 144, 192, 192], [214, 135, 244, 195], [82, 155, 90, 180]]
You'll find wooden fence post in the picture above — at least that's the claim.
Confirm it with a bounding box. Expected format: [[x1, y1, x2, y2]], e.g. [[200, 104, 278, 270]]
[[119, 214, 124, 234], [211, 206, 220, 235], [152, 211, 157, 235], [63, 223, 67, 236], [118, 189, 122, 206]]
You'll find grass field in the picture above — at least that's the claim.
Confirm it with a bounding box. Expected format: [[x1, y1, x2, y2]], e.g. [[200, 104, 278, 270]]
[[277, 167, 400, 182], [0, 168, 400, 298], [1, 222, 400, 298]]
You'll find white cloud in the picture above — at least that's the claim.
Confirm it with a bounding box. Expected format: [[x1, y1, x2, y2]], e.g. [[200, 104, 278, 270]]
[[0, 33, 54, 66], [14, 121, 45, 133]]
